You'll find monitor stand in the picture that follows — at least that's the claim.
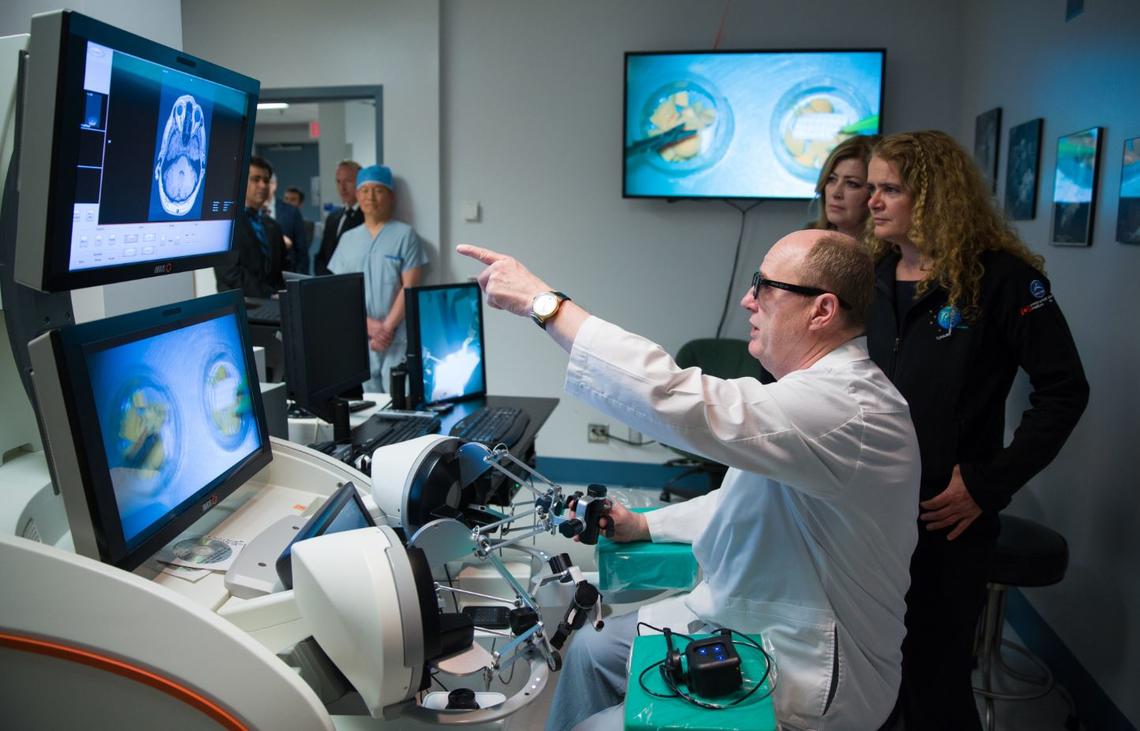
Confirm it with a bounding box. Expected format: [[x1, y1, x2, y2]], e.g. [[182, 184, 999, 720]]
[[329, 397, 351, 443]]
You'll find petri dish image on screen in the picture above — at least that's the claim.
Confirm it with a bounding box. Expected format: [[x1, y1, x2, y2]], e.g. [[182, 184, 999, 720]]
[[770, 78, 872, 182], [107, 373, 182, 495], [638, 77, 735, 177], [202, 351, 253, 449]]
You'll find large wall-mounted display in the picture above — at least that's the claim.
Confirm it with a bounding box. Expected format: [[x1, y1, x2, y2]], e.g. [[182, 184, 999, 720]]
[[623, 49, 885, 200]]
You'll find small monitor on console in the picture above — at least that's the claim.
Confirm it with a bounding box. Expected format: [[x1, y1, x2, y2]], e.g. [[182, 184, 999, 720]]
[[280, 273, 370, 440], [14, 10, 259, 292], [404, 282, 487, 409], [27, 291, 272, 570]]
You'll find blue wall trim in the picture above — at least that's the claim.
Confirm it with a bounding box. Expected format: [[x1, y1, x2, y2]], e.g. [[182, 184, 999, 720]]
[[535, 456, 711, 491], [1005, 589, 1135, 731]]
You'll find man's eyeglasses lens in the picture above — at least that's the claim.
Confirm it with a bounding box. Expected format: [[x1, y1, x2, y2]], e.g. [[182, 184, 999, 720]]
[[751, 272, 851, 310]]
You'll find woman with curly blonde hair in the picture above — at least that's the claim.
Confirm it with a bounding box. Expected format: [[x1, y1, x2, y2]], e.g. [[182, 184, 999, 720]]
[[864, 130, 1089, 730], [809, 134, 880, 238]]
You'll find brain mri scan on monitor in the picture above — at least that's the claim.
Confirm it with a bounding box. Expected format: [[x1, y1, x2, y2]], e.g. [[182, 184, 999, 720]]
[[153, 93, 208, 217]]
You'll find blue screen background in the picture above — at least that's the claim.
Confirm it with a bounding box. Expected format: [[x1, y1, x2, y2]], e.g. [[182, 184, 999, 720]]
[[86, 313, 260, 546], [625, 52, 883, 199], [417, 286, 485, 404]]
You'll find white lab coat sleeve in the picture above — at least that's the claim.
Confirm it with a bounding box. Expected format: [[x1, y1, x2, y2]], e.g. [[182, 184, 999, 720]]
[[565, 317, 861, 498], [643, 487, 725, 544]]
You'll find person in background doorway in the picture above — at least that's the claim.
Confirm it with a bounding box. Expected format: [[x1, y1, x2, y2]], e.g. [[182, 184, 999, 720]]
[[214, 156, 285, 298], [314, 159, 364, 275], [328, 165, 427, 392], [263, 173, 310, 274]]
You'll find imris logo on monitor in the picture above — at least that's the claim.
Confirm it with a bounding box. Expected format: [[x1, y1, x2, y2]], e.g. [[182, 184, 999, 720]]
[[153, 262, 175, 274], [201, 494, 220, 512]]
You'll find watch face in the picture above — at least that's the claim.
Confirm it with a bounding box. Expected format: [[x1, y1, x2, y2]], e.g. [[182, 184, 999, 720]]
[[533, 293, 558, 317]]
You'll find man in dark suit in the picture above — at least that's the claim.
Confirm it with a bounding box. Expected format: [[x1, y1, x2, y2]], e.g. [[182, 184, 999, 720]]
[[284, 185, 316, 248], [314, 159, 363, 275], [214, 156, 286, 298], [265, 174, 310, 274]]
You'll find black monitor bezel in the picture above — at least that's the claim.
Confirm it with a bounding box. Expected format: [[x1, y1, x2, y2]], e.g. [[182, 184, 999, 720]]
[[275, 481, 376, 590], [621, 47, 887, 201], [49, 290, 272, 570], [18, 10, 260, 292], [404, 281, 488, 409], [279, 272, 371, 424]]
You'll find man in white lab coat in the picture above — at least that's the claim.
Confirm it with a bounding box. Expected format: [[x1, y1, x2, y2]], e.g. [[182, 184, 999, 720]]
[[458, 230, 919, 731]]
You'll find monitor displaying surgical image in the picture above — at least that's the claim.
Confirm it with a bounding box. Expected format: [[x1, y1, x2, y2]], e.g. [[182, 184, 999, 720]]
[[85, 309, 261, 547], [623, 50, 884, 200], [406, 282, 487, 407], [14, 11, 259, 293]]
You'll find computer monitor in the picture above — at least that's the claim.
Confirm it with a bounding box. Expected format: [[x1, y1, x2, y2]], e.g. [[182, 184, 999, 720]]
[[275, 481, 376, 590], [14, 10, 259, 293], [280, 273, 370, 440], [27, 290, 272, 571], [404, 282, 487, 408]]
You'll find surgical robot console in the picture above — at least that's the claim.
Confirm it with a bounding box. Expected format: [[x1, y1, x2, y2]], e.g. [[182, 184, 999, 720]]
[[215, 434, 614, 725]]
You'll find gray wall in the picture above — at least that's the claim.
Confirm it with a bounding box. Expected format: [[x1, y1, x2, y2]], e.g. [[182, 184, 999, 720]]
[[3, 0, 1130, 722], [181, 0, 442, 272], [441, 0, 963, 463], [958, 0, 1140, 722]]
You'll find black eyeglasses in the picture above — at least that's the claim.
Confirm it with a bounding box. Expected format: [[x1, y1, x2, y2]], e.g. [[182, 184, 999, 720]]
[[751, 271, 851, 310]]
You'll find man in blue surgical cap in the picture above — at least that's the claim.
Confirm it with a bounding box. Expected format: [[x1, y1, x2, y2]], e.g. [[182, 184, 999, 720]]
[[327, 165, 427, 392]]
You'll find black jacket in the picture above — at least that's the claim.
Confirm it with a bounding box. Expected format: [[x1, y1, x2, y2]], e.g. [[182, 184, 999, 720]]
[[314, 205, 364, 275], [214, 210, 286, 298], [866, 249, 1089, 513]]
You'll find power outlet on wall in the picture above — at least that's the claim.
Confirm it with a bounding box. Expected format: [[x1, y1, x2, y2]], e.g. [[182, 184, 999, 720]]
[[588, 423, 610, 443]]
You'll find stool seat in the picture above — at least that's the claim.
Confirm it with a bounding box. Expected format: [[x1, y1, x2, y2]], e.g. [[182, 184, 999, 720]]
[[974, 514, 1073, 731], [988, 514, 1068, 587]]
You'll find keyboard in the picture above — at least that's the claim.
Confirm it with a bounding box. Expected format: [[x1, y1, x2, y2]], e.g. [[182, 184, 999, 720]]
[[449, 406, 531, 448], [245, 297, 281, 324], [312, 412, 441, 475]]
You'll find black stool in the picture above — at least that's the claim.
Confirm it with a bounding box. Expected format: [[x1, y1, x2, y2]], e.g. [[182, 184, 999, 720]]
[[973, 514, 1068, 731]]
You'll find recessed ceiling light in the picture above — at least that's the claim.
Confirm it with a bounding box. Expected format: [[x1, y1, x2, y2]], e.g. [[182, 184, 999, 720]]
[[257, 102, 290, 111]]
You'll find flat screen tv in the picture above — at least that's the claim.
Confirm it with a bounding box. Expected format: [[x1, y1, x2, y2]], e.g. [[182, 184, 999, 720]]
[[623, 49, 885, 200], [15, 10, 259, 292], [27, 290, 272, 570]]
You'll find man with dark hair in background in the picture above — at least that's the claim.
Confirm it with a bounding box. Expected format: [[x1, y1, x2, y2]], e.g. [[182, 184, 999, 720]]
[[284, 186, 315, 258], [214, 156, 285, 298], [314, 159, 363, 275], [263, 173, 310, 274]]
